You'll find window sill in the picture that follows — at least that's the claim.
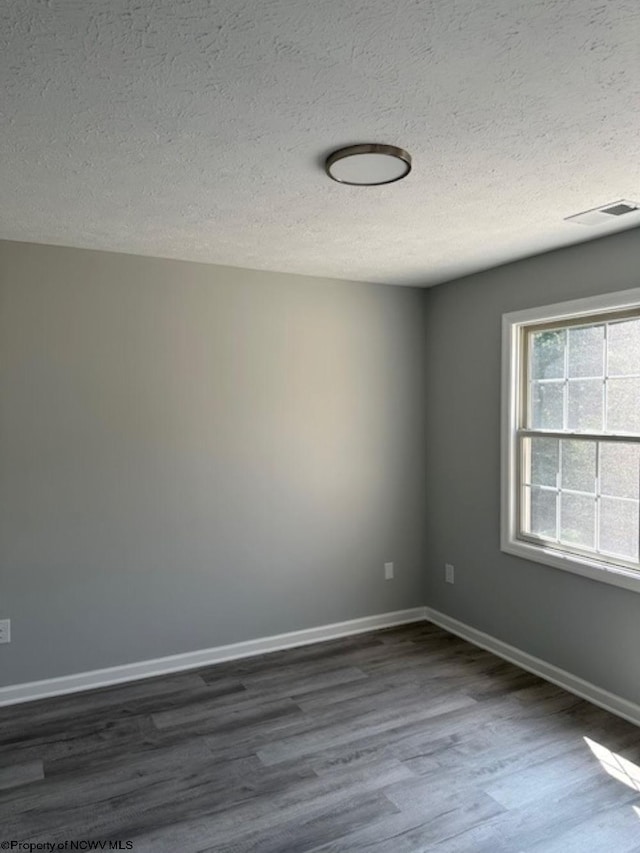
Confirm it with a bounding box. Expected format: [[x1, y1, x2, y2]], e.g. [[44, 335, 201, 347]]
[[501, 538, 640, 594]]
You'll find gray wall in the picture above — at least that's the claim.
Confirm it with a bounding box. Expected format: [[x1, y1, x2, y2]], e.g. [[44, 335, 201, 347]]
[[0, 240, 427, 686], [425, 226, 640, 705]]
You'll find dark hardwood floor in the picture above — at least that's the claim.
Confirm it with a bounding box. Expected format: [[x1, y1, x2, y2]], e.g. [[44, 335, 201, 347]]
[[2, 621, 640, 851]]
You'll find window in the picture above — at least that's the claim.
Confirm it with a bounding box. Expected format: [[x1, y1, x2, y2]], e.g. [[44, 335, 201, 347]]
[[502, 289, 640, 591]]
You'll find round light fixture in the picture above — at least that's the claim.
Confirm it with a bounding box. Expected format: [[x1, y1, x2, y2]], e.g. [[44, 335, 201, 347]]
[[325, 144, 412, 186]]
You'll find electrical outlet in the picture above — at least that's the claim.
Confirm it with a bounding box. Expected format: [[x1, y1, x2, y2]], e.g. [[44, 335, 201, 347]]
[[0, 619, 11, 644], [445, 564, 455, 584], [384, 562, 394, 580]]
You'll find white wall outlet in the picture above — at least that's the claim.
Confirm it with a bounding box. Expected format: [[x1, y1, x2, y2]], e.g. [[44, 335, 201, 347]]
[[384, 562, 394, 580], [445, 564, 455, 584], [0, 619, 11, 644]]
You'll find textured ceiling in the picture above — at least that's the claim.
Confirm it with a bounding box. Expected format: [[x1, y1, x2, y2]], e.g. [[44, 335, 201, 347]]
[[2, 0, 639, 286]]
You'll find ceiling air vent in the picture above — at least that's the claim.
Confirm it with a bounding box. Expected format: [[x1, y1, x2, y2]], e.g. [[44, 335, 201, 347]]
[[566, 200, 640, 226]]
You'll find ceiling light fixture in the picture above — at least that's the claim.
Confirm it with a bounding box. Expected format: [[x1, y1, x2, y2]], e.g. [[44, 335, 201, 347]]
[[325, 144, 412, 186]]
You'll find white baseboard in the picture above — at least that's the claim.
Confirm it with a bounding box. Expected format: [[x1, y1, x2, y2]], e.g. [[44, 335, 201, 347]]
[[0, 607, 426, 707], [4, 604, 639, 727], [425, 607, 640, 728]]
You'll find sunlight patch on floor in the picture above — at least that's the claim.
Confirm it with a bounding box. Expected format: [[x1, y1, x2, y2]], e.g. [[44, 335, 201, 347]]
[[584, 737, 640, 794]]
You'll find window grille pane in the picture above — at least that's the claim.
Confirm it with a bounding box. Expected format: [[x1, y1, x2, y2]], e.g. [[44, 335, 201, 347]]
[[606, 378, 640, 434], [526, 486, 557, 539], [529, 437, 559, 487], [531, 381, 564, 429], [531, 330, 565, 379], [568, 325, 604, 378], [560, 493, 596, 549], [561, 440, 596, 493], [600, 498, 639, 560], [518, 308, 640, 571], [600, 443, 640, 500], [567, 379, 603, 431], [608, 319, 640, 376]]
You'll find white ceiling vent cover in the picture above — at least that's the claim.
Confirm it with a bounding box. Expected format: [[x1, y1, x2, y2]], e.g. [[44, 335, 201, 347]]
[[566, 200, 640, 226]]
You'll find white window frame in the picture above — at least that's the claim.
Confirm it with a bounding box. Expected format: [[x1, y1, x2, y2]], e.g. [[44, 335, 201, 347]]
[[501, 287, 640, 594]]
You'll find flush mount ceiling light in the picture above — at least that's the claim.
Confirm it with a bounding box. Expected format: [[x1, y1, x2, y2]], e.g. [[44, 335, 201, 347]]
[[325, 144, 412, 186]]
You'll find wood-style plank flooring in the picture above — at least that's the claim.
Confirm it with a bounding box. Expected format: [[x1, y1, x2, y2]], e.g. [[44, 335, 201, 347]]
[[2, 621, 640, 851]]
